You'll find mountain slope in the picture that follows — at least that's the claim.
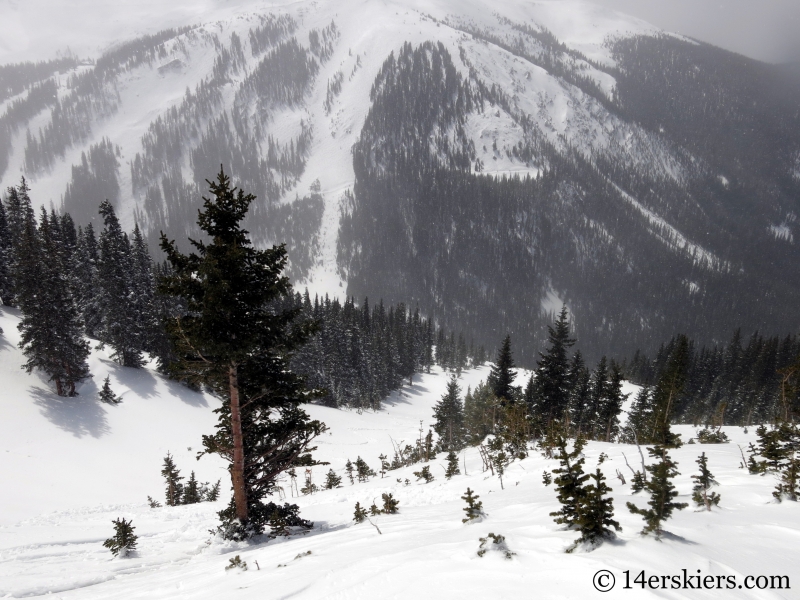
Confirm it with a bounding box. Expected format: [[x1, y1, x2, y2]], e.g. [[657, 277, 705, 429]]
[[0, 304, 796, 599], [1, 0, 798, 362]]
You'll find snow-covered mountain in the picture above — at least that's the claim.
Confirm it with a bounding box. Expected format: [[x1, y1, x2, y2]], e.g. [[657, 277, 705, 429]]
[[0, 306, 796, 599], [2, 0, 799, 362]]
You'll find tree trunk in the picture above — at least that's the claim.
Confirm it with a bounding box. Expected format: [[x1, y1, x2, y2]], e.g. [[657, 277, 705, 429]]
[[229, 363, 248, 525]]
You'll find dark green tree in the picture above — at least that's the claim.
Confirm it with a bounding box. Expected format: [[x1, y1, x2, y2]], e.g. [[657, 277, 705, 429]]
[[532, 307, 576, 425], [0, 200, 12, 305], [355, 456, 374, 482], [71, 223, 101, 337], [567, 351, 591, 437], [381, 492, 399, 513], [97, 201, 144, 367], [324, 469, 342, 489], [205, 480, 221, 501], [353, 502, 367, 523], [103, 518, 138, 557], [161, 452, 183, 507], [595, 361, 626, 442], [461, 488, 484, 522], [414, 465, 434, 483], [488, 334, 516, 404], [649, 335, 690, 446], [183, 471, 202, 504], [16, 206, 90, 396], [569, 467, 620, 551], [98, 375, 119, 404], [627, 446, 688, 538], [432, 375, 465, 451], [549, 436, 589, 529], [159, 168, 326, 539], [691, 452, 720, 510], [445, 450, 461, 478]]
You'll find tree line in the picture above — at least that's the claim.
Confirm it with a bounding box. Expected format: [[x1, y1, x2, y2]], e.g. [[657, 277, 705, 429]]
[[0, 177, 483, 404]]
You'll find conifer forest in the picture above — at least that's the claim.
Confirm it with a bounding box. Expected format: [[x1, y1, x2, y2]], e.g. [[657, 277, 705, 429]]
[[1, 1, 799, 598]]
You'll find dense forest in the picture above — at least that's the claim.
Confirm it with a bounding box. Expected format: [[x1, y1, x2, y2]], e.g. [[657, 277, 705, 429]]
[[0, 177, 483, 410], [339, 40, 800, 367]]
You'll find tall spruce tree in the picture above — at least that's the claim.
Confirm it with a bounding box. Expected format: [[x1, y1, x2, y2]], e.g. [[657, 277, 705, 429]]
[[161, 452, 183, 506], [432, 375, 465, 451], [595, 360, 626, 442], [159, 167, 327, 539], [0, 201, 12, 305], [488, 334, 516, 404], [16, 206, 90, 396], [72, 224, 101, 338], [532, 306, 576, 425], [649, 335, 690, 446], [130, 224, 159, 354], [97, 201, 144, 367], [567, 352, 592, 437]]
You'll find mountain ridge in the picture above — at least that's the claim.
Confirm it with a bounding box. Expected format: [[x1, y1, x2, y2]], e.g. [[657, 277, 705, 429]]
[[1, 0, 798, 364]]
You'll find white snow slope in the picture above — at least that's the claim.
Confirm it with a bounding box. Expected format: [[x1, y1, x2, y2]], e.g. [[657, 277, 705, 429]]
[[0, 307, 797, 599], [0, 0, 723, 297]]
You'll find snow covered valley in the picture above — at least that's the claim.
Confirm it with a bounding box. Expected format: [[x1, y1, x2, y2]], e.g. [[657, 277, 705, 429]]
[[0, 307, 797, 599]]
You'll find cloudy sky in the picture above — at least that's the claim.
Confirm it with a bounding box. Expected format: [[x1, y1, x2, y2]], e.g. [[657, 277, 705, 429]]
[[0, 0, 798, 65], [588, 0, 800, 63]]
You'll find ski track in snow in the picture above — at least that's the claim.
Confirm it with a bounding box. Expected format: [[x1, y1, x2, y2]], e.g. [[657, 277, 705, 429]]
[[0, 307, 798, 599]]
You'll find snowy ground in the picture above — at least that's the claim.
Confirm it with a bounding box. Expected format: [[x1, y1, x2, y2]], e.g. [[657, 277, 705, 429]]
[[0, 306, 798, 599]]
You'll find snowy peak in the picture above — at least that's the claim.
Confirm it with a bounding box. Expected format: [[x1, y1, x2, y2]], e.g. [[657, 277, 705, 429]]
[[1, 0, 799, 362]]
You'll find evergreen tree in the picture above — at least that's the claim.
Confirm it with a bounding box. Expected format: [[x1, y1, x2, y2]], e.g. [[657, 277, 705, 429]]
[[595, 360, 626, 442], [445, 450, 461, 479], [774, 455, 800, 502], [159, 168, 326, 539], [353, 502, 367, 523], [567, 352, 592, 437], [72, 223, 101, 337], [345, 459, 355, 484], [432, 375, 465, 451], [622, 386, 653, 444], [649, 335, 690, 446], [381, 492, 399, 513], [324, 468, 342, 489], [103, 518, 137, 557], [2, 180, 31, 308], [691, 452, 720, 510], [16, 205, 90, 396], [161, 452, 183, 506], [488, 334, 516, 404], [97, 201, 144, 367], [461, 487, 484, 522], [98, 375, 119, 404], [464, 382, 494, 444], [413, 465, 434, 483], [183, 471, 202, 504], [0, 200, 13, 305], [378, 453, 389, 478], [626, 446, 688, 538], [549, 436, 589, 529], [130, 224, 159, 354], [569, 467, 620, 551], [532, 307, 576, 425], [355, 456, 374, 482], [205, 480, 221, 501]]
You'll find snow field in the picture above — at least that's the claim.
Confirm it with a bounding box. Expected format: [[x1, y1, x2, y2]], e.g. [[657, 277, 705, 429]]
[[0, 305, 798, 599]]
